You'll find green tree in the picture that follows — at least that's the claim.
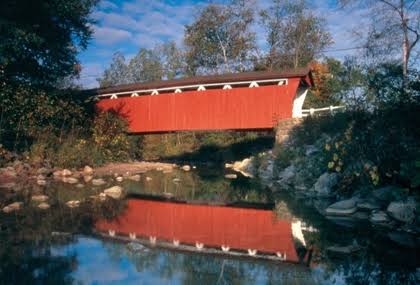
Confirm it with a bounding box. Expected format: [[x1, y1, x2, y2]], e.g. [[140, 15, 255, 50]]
[[184, 0, 256, 74], [0, 0, 98, 87], [127, 48, 163, 83], [157, 41, 186, 80], [98, 52, 130, 88], [340, 0, 419, 77], [259, 0, 333, 70]]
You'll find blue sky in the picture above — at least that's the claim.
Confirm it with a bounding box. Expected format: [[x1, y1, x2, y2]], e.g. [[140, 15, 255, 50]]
[[77, 0, 368, 88]]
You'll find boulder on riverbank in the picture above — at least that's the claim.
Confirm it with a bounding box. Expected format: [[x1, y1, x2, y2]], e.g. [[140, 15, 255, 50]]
[[103, 186, 123, 199], [83, 165, 94, 175], [326, 198, 358, 216], [312, 172, 339, 196], [387, 200, 416, 224], [225, 157, 256, 177]]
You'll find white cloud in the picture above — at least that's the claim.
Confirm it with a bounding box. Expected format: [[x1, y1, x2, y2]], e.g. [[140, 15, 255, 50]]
[[99, 0, 118, 10], [93, 26, 132, 45]]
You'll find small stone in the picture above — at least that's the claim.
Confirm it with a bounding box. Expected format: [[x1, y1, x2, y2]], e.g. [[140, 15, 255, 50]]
[[63, 177, 78, 184], [83, 165, 94, 175], [53, 170, 62, 177], [38, 202, 50, 210], [66, 200, 80, 208], [145, 177, 152, 182], [37, 174, 46, 180], [325, 198, 358, 216], [84, 175, 93, 183], [156, 167, 163, 171], [103, 186, 123, 199], [62, 169, 72, 176], [127, 242, 146, 252], [172, 178, 181, 183], [181, 165, 191, 171], [357, 199, 381, 210], [37, 179, 47, 186], [2, 202, 23, 213], [92, 178, 106, 186], [225, 174, 237, 179], [128, 175, 140, 181], [99, 193, 107, 201], [116, 176, 123, 182], [313, 172, 339, 196], [31, 195, 49, 202], [76, 183, 84, 188], [163, 169, 173, 174], [370, 210, 390, 224], [387, 201, 416, 223]]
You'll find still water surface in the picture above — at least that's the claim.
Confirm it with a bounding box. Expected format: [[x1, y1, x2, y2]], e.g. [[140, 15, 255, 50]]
[[0, 168, 418, 284]]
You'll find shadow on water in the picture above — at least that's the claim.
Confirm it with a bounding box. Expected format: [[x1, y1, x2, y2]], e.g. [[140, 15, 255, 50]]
[[163, 134, 274, 168]]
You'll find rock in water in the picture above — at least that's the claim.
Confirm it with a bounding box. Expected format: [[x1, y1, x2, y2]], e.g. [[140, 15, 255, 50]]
[[62, 169, 72, 176], [38, 202, 50, 210], [225, 174, 237, 179], [181, 165, 191, 171], [277, 165, 296, 184], [92, 178, 106, 186], [37, 179, 47, 186], [370, 211, 390, 224], [2, 202, 23, 213], [145, 177, 152, 182], [66, 200, 80, 208], [103, 186, 123, 199], [83, 165, 94, 175], [326, 198, 358, 216], [31, 195, 49, 202], [313, 173, 339, 196], [128, 174, 140, 181], [387, 201, 415, 223], [127, 242, 147, 252]]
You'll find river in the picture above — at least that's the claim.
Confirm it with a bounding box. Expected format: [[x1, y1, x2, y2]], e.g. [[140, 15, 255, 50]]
[[0, 167, 418, 284]]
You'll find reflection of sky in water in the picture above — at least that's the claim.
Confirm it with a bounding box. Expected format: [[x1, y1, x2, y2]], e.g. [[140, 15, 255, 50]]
[[51, 236, 314, 285], [52, 237, 182, 285]]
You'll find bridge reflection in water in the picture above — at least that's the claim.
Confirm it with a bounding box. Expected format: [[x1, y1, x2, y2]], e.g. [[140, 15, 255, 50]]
[[95, 199, 300, 263]]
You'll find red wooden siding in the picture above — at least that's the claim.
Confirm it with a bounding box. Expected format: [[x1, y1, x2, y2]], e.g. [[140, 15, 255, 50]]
[[96, 78, 301, 133], [95, 199, 299, 262]]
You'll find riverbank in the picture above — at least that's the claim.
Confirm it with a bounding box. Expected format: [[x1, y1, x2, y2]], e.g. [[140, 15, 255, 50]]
[[225, 110, 420, 249]]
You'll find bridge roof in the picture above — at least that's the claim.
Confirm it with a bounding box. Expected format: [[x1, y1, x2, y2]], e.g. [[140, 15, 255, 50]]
[[91, 67, 313, 96]]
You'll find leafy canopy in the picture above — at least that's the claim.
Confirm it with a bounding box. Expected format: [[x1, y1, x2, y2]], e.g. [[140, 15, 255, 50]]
[[0, 0, 98, 87]]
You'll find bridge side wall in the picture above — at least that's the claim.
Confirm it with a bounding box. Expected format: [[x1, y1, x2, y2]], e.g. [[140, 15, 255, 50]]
[[96, 78, 301, 133]]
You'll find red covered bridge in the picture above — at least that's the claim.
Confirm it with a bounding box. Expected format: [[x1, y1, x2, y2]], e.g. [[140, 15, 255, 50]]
[[93, 68, 313, 133], [95, 199, 300, 262]]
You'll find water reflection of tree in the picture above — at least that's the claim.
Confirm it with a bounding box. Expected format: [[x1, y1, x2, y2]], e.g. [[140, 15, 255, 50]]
[[0, 195, 126, 284], [126, 169, 273, 204]]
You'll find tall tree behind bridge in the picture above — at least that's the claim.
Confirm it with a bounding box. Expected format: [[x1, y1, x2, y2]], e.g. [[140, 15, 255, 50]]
[[128, 48, 163, 83], [98, 42, 186, 87], [259, 0, 333, 70], [0, 0, 98, 87], [184, 0, 256, 75], [340, 0, 419, 77], [98, 52, 130, 88]]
